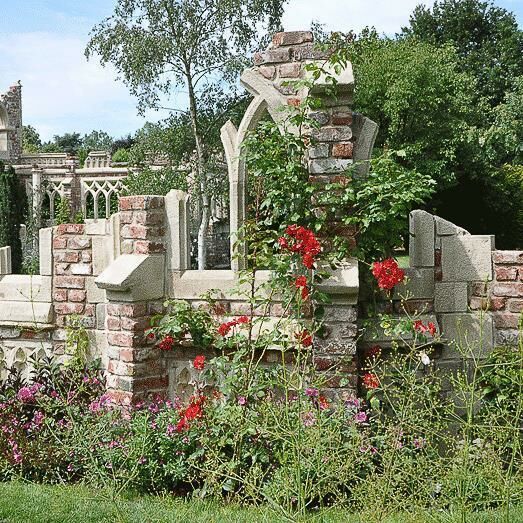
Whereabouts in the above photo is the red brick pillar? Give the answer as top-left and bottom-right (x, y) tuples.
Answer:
(103, 196), (167, 405)
(52, 224), (94, 353)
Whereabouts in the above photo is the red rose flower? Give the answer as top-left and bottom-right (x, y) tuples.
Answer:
(279, 225), (321, 269)
(218, 322), (232, 336)
(295, 330), (313, 347)
(158, 336), (175, 351)
(427, 322), (437, 337)
(371, 258), (405, 290)
(193, 355), (205, 370)
(366, 345), (382, 360)
(175, 418), (188, 432)
(413, 320), (426, 333)
(362, 373), (379, 389)
(237, 316), (249, 324)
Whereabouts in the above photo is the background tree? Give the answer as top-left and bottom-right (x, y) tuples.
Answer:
(0, 161), (24, 272)
(86, 0), (287, 269)
(22, 125), (41, 153)
(403, 0), (523, 107)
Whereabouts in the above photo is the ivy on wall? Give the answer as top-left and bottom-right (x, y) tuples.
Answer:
(0, 161), (24, 272)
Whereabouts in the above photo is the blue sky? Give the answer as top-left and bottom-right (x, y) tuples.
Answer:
(1, 0), (521, 141)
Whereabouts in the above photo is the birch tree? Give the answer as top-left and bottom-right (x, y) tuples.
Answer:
(86, 0), (286, 269)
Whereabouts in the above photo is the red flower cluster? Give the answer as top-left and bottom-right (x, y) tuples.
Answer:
(176, 395), (204, 432)
(371, 258), (405, 290)
(362, 372), (379, 389)
(278, 225), (321, 269)
(413, 320), (437, 337)
(294, 275), (310, 300)
(295, 330), (313, 347)
(217, 315), (249, 337)
(193, 355), (205, 370)
(158, 336), (175, 351)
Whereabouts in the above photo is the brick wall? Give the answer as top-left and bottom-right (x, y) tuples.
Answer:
(470, 250), (523, 346)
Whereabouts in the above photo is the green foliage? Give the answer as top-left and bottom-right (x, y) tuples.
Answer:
(403, 0), (523, 107)
(54, 198), (83, 226)
(480, 76), (523, 165)
(345, 32), (481, 189)
(22, 125), (42, 153)
(0, 161), (24, 272)
(123, 166), (188, 197)
(111, 148), (130, 163)
(243, 118), (434, 261)
(129, 117), (194, 168)
(149, 300), (215, 349)
(65, 315), (91, 370)
(328, 152), (436, 260)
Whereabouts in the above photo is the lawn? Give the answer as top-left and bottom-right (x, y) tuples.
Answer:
(0, 482), (522, 523)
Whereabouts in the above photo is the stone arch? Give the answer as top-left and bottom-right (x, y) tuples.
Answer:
(220, 69), (290, 271)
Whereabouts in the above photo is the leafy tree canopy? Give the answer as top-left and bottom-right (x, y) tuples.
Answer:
(402, 0), (523, 106)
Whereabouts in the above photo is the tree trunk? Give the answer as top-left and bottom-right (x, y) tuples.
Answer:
(185, 69), (209, 270)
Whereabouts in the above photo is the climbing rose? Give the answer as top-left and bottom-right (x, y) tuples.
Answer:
(193, 355), (205, 370)
(363, 373), (379, 389)
(278, 225), (321, 269)
(218, 316), (250, 336)
(158, 336), (175, 351)
(372, 258), (405, 290)
(413, 320), (437, 337)
(295, 330), (313, 347)
(294, 275), (309, 300)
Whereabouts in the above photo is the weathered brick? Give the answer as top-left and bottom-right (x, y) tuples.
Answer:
(108, 332), (136, 347)
(508, 299), (523, 313)
(311, 126), (352, 142)
(331, 112), (353, 126)
(258, 65), (275, 80)
(253, 48), (292, 65)
(67, 237), (91, 250)
(68, 289), (86, 303)
(492, 251), (523, 264)
(495, 266), (518, 281)
(119, 211), (133, 224)
(494, 312), (520, 329)
(53, 289), (68, 302)
(133, 210), (165, 226)
(53, 237), (67, 249)
(54, 251), (79, 263)
(107, 316), (122, 331)
(119, 195), (164, 211)
(54, 263), (69, 275)
(81, 251), (92, 263)
(332, 142), (354, 158)
(134, 240), (165, 254)
(54, 276), (85, 289)
(279, 62), (301, 78)
(56, 224), (85, 235)
(54, 303), (84, 315)
(272, 31), (313, 47)
(120, 316), (150, 332)
(493, 283), (523, 297)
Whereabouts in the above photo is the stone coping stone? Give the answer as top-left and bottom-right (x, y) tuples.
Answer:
(0, 301), (53, 324)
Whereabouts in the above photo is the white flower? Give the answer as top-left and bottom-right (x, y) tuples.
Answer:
(420, 351), (431, 366)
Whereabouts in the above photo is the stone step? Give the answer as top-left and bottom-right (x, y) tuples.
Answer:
(0, 300), (53, 324)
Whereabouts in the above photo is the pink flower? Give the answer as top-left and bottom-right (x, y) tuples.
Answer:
(302, 411), (316, 427)
(305, 387), (318, 398)
(354, 411), (368, 424)
(237, 396), (247, 406)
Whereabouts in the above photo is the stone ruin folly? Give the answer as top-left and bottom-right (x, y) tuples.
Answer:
(0, 32), (521, 405)
(0, 82), (22, 163)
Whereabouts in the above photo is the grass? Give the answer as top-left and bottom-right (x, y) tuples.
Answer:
(0, 482), (523, 523)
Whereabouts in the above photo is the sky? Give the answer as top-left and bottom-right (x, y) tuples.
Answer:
(0, 0), (522, 142)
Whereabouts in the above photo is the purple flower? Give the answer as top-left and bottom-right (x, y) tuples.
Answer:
(305, 387), (318, 398)
(17, 387), (35, 403)
(354, 411), (368, 424)
(237, 396), (247, 406)
(166, 424), (176, 436)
